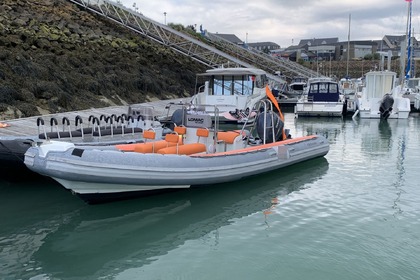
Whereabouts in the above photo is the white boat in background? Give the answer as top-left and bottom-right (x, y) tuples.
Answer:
(24, 97), (329, 204)
(285, 76), (307, 99)
(294, 77), (345, 117)
(339, 77), (361, 114)
(289, 77), (307, 92)
(354, 70), (410, 119)
(190, 67), (268, 123)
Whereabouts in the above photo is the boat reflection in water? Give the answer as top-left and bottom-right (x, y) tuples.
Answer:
(356, 118), (409, 155)
(0, 179), (84, 279)
(291, 115), (345, 142)
(24, 158), (329, 279)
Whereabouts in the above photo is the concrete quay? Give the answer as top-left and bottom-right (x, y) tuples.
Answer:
(0, 98), (184, 138)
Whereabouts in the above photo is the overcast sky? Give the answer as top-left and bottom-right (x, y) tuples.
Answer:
(118, 0), (419, 48)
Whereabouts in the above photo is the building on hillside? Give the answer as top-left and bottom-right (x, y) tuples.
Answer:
(278, 45), (315, 62)
(298, 37), (339, 47)
(247, 42), (281, 53)
(337, 41), (377, 60)
(377, 35), (420, 57)
(211, 33), (282, 54)
(275, 38), (341, 62)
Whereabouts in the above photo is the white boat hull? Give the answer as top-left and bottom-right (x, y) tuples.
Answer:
(356, 97), (411, 119)
(295, 102), (344, 117)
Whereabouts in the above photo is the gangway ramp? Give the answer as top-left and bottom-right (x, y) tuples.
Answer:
(206, 33), (321, 80)
(67, 0), (319, 82)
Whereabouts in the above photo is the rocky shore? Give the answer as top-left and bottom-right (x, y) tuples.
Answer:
(0, 0), (207, 119)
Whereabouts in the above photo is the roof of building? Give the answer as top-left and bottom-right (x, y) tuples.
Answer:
(247, 42), (280, 48)
(338, 40), (377, 46)
(213, 33), (243, 44)
(298, 37), (339, 46)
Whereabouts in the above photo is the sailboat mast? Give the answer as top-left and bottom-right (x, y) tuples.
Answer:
(400, 0), (412, 85)
(405, 0), (412, 79)
(346, 14), (351, 78)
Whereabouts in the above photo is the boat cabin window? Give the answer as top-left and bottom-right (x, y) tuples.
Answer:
(309, 82), (338, 94)
(211, 74), (261, 96)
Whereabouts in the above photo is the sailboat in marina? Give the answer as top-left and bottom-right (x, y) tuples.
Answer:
(355, 0), (412, 120)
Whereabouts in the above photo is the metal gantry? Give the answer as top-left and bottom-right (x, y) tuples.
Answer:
(67, 0), (321, 83)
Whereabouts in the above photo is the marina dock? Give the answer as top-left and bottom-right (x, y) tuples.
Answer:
(0, 98), (183, 138)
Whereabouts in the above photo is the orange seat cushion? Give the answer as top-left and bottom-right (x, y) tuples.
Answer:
(143, 130), (156, 140)
(115, 143), (138, 152)
(116, 140), (179, 153)
(134, 140), (178, 153)
(157, 143), (206, 155)
(174, 126), (187, 135)
(217, 131), (240, 144)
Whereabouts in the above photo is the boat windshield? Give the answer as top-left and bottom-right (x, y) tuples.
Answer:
(211, 75), (259, 96)
(309, 82), (339, 94)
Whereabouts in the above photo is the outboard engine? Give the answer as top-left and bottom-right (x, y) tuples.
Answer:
(255, 110), (284, 143)
(169, 108), (187, 130)
(379, 93), (394, 120)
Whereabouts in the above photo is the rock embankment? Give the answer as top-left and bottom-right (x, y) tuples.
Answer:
(0, 0), (207, 119)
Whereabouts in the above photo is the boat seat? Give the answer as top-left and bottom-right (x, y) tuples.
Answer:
(143, 129), (156, 142)
(196, 127), (209, 143)
(174, 125), (187, 135)
(217, 131), (242, 152)
(117, 128), (184, 153)
(116, 140), (180, 153)
(157, 143), (206, 155)
(116, 128), (157, 152)
(217, 131), (240, 144)
(157, 127), (208, 155)
(174, 125), (187, 144)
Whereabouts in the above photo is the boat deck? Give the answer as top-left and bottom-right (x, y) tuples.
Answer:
(0, 98), (184, 138)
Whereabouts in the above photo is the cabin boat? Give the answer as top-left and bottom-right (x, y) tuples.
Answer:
(289, 77), (307, 92)
(286, 76), (307, 98)
(339, 77), (364, 114)
(294, 77), (345, 117)
(190, 67), (268, 123)
(24, 97), (330, 204)
(354, 71), (410, 119)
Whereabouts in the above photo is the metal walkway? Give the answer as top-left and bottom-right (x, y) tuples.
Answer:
(67, 0), (321, 82)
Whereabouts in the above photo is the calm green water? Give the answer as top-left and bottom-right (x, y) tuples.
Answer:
(1, 113), (420, 280)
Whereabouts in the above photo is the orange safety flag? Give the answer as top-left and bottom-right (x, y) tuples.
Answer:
(265, 86), (284, 121)
(265, 85), (286, 140)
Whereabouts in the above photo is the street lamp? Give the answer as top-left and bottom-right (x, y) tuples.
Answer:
(164, 12), (167, 25)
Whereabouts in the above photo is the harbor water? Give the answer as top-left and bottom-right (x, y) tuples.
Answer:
(1, 112), (420, 280)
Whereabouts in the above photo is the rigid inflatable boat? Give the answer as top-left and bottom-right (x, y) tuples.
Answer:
(24, 98), (330, 203)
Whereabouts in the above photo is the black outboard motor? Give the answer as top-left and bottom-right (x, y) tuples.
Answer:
(169, 108), (187, 130)
(379, 93), (394, 120)
(255, 110), (284, 143)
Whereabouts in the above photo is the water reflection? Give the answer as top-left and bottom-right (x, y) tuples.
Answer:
(355, 118), (409, 218)
(292, 116), (345, 142)
(6, 158), (329, 279)
(392, 129), (407, 218)
(0, 179), (85, 279)
(356, 118), (408, 156)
